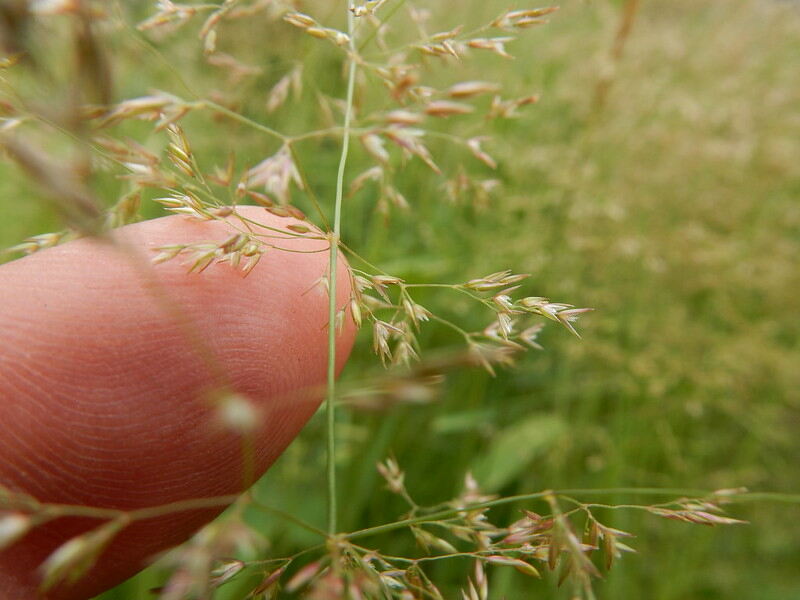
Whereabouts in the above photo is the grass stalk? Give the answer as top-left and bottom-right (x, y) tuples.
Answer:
(326, 3), (358, 536)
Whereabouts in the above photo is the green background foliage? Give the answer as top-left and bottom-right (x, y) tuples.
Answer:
(1, 0), (798, 598)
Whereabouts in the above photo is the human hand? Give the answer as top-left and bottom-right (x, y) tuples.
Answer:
(0, 207), (355, 599)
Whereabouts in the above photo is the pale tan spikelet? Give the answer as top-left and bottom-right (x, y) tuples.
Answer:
(424, 101), (474, 118)
(39, 517), (130, 591)
(376, 65), (419, 101)
(201, 29), (217, 55)
(154, 193), (211, 220)
(209, 559), (245, 588)
(384, 110), (425, 126)
(266, 74), (292, 114)
(372, 320), (393, 362)
(411, 526), (457, 554)
(305, 26), (351, 47)
(384, 127), (440, 174)
(206, 53), (263, 84)
(0, 513), (32, 550)
(214, 392), (261, 434)
(198, 0), (238, 55)
(492, 7), (559, 29)
(466, 138), (497, 169)
(246, 145), (303, 205)
(350, 298), (363, 328)
(28, 0), (82, 15)
(165, 123), (197, 176)
(513, 17), (549, 28)
(430, 25), (464, 42)
(361, 133), (391, 164)
(240, 248), (265, 277)
(283, 12), (317, 29)
(485, 555), (541, 578)
(138, 1), (196, 32)
(473, 560), (488, 600)
(385, 185), (409, 210)
(188, 246), (221, 273)
(519, 323), (545, 350)
(467, 37), (516, 59)
(447, 81), (501, 99)
(489, 94), (540, 119)
(285, 560), (325, 593)
(208, 153), (236, 187)
(350, 166), (384, 196)
(97, 93), (178, 127)
(4, 231), (69, 256)
(250, 566), (287, 598)
(266, 65), (303, 114)
(507, 7), (560, 19)
(376, 457), (406, 494)
(370, 274), (403, 302)
(555, 307), (595, 337)
(246, 190), (274, 208)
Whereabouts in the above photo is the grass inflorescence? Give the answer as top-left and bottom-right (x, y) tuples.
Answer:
(1, 0), (799, 598)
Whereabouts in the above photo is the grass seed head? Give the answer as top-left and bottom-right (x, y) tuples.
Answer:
(383, 110), (425, 126)
(0, 512), (32, 550)
(467, 37), (515, 59)
(283, 12), (317, 29)
(214, 399), (261, 444)
(39, 517), (130, 591)
(425, 101), (475, 118)
(448, 81), (501, 98)
(467, 138), (498, 169)
(361, 133), (391, 164)
(246, 145), (303, 205)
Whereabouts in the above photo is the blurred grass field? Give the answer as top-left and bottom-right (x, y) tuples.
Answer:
(2, 0), (799, 598)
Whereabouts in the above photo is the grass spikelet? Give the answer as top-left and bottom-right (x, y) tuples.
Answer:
(39, 517), (130, 591)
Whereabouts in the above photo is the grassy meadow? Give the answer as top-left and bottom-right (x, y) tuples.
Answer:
(1, 0), (799, 598)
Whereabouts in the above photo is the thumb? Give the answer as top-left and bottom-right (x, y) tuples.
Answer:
(0, 206), (355, 599)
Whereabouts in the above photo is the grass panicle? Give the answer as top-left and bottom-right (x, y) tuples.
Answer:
(1, 0), (798, 598)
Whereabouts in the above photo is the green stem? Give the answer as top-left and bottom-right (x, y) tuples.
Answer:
(326, 3), (358, 536)
(200, 100), (287, 142)
(358, 0), (407, 51)
(286, 143), (331, 229)
(246, 497), (328, 538)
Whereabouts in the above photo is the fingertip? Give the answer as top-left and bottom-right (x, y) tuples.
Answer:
(0, 206), (356, 598)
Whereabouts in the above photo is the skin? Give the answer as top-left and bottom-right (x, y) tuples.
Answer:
(0, 207), (356, 599)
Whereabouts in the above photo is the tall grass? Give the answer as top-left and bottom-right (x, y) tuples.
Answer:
(1, 0), (799, 598)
